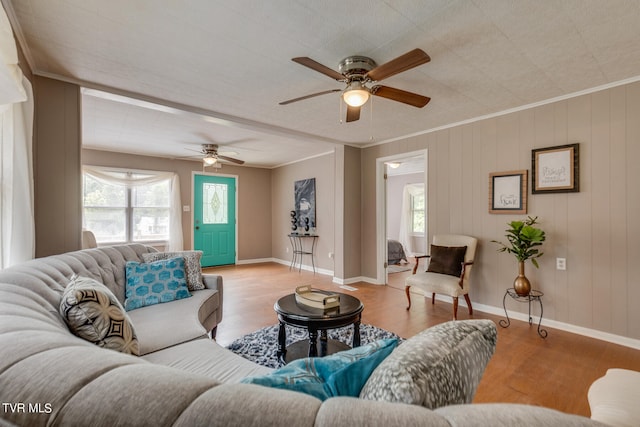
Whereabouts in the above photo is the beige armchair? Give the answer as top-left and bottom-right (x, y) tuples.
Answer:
(81, 229), (98, 249)
(405, 234), (478, 320)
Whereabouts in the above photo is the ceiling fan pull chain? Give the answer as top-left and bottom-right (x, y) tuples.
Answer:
(369, 97), (374, 141)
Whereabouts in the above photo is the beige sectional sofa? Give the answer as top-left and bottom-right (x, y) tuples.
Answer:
(0, 245), (604, 426)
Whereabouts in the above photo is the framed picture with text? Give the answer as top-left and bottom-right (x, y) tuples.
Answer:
(532, 143), (579, 193)
(489, 170), (527, 214)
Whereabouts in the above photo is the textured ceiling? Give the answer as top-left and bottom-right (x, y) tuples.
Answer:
(5, 0), (640, 168)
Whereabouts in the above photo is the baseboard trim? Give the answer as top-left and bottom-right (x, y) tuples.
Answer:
(270, 258), (334, 277)
(471, 301), (640, 350)
(333, 276), (382, 285)
(236, 258), (275, 265)
(422, 292), (640, 350)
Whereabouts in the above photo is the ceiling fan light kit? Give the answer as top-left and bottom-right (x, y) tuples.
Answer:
(203, 154), (217, 165)
(342, 81), (369, 107)
(281, 49), (431, 123)
(179, 142), (245, 165)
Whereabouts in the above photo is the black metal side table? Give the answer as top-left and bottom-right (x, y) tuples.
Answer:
(288, 234), (318, 273)
(499, 288), (548, 338)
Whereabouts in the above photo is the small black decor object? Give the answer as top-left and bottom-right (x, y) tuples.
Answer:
(304, 217), (310, 233)
(290, 210), (298, 233)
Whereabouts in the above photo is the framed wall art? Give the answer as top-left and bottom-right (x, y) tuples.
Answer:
(531, 143), (579, 193)
(294, 178), (316, 233)
(489, 170), (527, 214)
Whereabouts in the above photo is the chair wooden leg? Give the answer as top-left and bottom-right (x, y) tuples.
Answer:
(405, 286), (412, 310)
(431, 293), (436, 304)
(464, 294), (473, 315)
(452, 297), (459, 320)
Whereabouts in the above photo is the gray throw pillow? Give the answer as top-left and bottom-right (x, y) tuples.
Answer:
(59, 275), (139, 355)
(142, 251), (205, 291)
(359, 319), (497, 409)
(426, 245), (467, 277)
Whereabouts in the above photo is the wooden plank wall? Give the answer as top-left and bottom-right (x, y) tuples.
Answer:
(362, 81), (640, 340)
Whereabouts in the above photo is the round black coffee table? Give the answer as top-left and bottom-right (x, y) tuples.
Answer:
(274, 292), (364, 363)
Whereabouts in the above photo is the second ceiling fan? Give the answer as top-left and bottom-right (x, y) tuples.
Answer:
(279, 48), (431, 123)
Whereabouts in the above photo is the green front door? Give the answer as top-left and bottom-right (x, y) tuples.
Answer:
(193, 174), (236, 267)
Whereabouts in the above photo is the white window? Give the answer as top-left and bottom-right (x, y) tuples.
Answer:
(82, 171), (171, 244)
(410, 189), (425, 234)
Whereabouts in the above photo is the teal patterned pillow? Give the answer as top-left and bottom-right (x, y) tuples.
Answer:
(124, 257), (191, 311)
(241, 338), (399, 400)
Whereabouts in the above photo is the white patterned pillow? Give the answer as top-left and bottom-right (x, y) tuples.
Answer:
(59, 275), (139, 355)
(359, 319), (497, 409)
(142, 251), (205, 291)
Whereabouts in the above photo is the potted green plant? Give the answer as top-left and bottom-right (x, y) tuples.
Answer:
(492, 216), (546, 296)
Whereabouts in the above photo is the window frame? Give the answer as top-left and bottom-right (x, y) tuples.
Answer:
(82, 169), (172, 246)
(409, 186), (425, 236)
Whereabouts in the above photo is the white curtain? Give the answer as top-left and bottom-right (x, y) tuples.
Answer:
(398, 183), (424, 256)
(82, 166), (184, 251)
(0, 4), (34, 268)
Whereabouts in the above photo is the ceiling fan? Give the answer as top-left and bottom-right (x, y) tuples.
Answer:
(182, 144), (245, 166)
(279, 48), (431, 122)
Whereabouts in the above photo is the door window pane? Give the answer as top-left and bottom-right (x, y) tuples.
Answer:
(202, 183), (228, 224)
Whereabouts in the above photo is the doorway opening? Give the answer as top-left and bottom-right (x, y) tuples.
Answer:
(375, 150), (427, 285)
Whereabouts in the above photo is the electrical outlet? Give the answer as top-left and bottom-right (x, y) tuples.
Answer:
(285, 247), (289, 253)
(556, 258), (566, 270)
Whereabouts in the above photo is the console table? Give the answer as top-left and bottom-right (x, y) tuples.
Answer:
(288, 234), (318, 273)
(499, 288), (548, 338)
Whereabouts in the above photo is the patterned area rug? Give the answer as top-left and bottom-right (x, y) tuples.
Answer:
(226, 324), (402, 368)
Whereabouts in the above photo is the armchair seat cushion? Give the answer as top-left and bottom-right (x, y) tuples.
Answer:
(406, 272), (467, 297)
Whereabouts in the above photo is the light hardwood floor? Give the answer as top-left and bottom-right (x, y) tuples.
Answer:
(204, 262), (640, 418)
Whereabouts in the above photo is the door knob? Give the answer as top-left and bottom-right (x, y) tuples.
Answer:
(195, 226), (200, 230)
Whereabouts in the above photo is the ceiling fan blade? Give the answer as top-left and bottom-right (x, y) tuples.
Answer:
(218, 150), (238, 156)
(291, 57), (345, 81)
(365, 49), (430, 82)
(279, 89), (341, 105)
(346, 105), (361, 122)
(217, 155), (245, 165)
(174, 154), (201, 160)
(371, 85), (430, 108)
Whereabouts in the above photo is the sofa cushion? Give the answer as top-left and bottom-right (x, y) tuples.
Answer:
(142, 339), (272, 383)
(241, 339), (398, 400)
(360, 320), (496, 409)
(127, 289), (219, 355)
(426, 245), (467, 277)
(59, 275), (139, 355)
(142, 251), (205, 291)
(124, 257), (191, 311)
